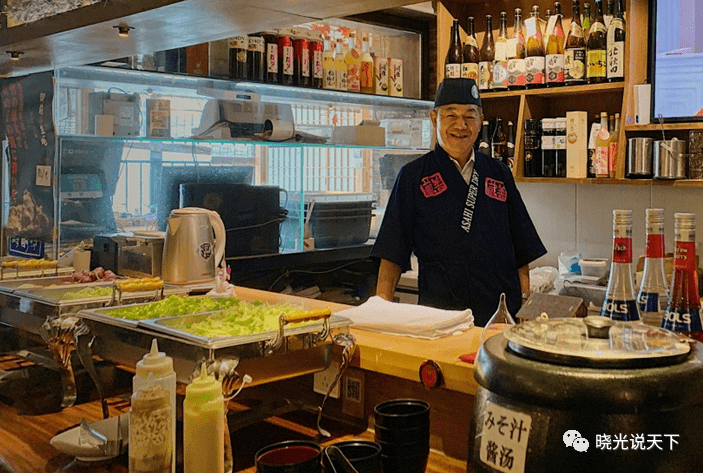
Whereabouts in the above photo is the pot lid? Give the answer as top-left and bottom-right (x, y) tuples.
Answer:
(503, 315), (691, 368)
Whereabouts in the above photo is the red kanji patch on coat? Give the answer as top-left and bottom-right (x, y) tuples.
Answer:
(485, 177), (507, 202)
(420, 172), (447, 198)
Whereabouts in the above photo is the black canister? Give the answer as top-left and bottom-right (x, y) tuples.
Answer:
(523, 119), (542, 177)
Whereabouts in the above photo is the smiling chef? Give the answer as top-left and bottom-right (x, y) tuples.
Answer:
(371, 78), (547, 326)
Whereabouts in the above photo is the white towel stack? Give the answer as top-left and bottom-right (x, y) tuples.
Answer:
(335, 296), (474, 340)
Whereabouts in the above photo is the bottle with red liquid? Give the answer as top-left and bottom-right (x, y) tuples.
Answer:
(601, 209), (640, 322)
(663, 213), (703, 341)
(278, 29), (294, 85)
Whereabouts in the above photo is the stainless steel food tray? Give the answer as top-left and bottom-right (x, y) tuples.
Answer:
(0, 283), (188, 335)
(78, 303), (351, 384)
(0, 277), (108, 294)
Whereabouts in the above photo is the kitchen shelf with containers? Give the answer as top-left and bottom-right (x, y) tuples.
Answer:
(54, 66), (433, 258)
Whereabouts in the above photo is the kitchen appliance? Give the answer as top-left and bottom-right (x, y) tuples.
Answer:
(193, 97), (295, 141)
(92, 232), (165, 277)
(161, 208), (225, 285)
(179, 182), (286, 257)
(626, 137), (653, 178)
(60, 169), (114, 242)
(654, 139), (687, 179)
(469, 316), (703, 472)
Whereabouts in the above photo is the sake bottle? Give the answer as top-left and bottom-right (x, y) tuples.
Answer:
(322, 35), (336, 90)
(445, 18), (463, 79)
(478, 15), (495, 91)
(461, 16), (480, 81)
(525, 6), (546, 88)
(334, 38), (348, 91)
(545, 2), (566, 86)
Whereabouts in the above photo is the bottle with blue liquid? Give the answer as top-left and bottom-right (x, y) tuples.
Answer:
(601, 209), (640, 321)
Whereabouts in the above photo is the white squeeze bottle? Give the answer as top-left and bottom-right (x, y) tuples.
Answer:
(133, 339), (177, 473)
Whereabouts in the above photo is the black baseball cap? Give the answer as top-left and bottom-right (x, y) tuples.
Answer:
(434, 78), (482, 109)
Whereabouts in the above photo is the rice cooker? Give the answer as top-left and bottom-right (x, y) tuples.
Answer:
(469, 316), (703, 473)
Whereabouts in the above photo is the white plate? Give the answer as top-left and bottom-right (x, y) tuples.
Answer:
(50, 414), (129, 461)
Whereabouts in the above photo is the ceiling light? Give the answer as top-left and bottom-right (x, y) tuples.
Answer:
(5, 51), (23, 62)
(113, 25), (134, 38)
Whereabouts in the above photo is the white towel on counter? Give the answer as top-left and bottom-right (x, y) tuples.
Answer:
(335, 296), (474, 339)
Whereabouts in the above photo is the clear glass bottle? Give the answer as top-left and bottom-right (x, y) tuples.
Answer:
(663, 213), (703, 341)
(507, 8), (527, 89)
(638, 209), (669, 327)
(481, 292), (516, 343)
(601, 209), (640, 321)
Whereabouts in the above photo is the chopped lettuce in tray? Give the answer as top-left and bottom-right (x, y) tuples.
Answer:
(99, 295), (305, 337)
(61, 286), (114, 300)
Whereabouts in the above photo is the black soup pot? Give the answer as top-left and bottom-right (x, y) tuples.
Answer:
(468, 317), (703, 473)
(256, 440), (322, 473)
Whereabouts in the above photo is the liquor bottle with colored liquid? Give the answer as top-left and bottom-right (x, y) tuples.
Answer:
(492, 11), (510, 90)
(334, 38), (348, 91)
(564, 0), (587, 84)
(345, 32), (361, 92)
(445, 18), (463, 79)
(594, 111), (610, 178)
(545, 2), (566, 86)
(663, 213), (703, 342)
(507, 8), (526, 89)
(322, 35), (336, 90)
(608, 113), (620, 177)
(360, 35), (374, 94)
(586, 0), (607, 83)
(525, 6), (546, 88)
(478, 15), (495, 91)
(601, 209), (640, 322)
(638, 209), (669, 327)
(462, 16), (480, 81)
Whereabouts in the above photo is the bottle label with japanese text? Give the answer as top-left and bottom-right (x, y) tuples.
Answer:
(461, 63), (480, 81)
(507, 59), (526, 86)
(282, 46), (294, 75)
(267, 44), (278, 73)
(601, 298), (640, 321)
(313, 51), (323, 79)
(492, 60), (509, 89)
(360, 61), (373, 88)
(445, 63), (461, 79)
(587, 49), (606, 79)
(607, 40), (625, 79)
(545, 54), (565, 83)
(525, 56), (545, 85)
(302, 48), (310, 77)
(478, 61), (492, 90)
(374, 57), (389, 95)
(594, 145), (609, 175)
(565, 48), (586, 82)
(249, 37), (265, 53)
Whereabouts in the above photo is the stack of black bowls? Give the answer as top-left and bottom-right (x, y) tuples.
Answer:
(373, 399), (430, 473)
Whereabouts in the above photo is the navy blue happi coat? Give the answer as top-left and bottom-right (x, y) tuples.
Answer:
(372, 144), (547, 326)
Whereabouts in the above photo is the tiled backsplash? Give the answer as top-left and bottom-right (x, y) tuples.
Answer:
(518, 182), (703, 269)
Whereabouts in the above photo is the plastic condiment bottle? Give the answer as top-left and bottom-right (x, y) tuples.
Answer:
(133, 339), (176, 473)
(130, 378), (173, 473)
(183, 363), (224, 473)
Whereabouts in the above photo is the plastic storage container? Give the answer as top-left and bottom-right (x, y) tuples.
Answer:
(579, 258), (609, 278)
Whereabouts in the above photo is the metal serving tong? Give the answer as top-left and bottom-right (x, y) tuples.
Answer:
(325, 445), (359, 473)
(317, 332), (357, 438)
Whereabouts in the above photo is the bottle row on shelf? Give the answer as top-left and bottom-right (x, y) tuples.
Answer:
(445, 0), (626, 91)
(601, 209), (702, 341)
(227, 26), (404, 96)
(477, 117), (517, 170)
(522, 111), (620, 178)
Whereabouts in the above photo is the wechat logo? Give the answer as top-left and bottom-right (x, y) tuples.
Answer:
(564, 430), (589, 452)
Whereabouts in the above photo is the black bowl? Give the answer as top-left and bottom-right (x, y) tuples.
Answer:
(375, 438), (430, 458)
(373, 423), (430, 444)
(373, 399), (430, 429)
(255, 440), (322, 473)
(322, 440), (381, 473)
(379, 452), (429, 473)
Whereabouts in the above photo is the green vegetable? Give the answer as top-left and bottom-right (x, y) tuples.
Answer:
(61, 287), (114, 300)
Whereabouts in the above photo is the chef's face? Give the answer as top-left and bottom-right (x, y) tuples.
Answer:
(431, 104), (483, 162)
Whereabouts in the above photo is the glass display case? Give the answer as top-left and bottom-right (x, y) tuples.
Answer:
(53, 66), (433, 260)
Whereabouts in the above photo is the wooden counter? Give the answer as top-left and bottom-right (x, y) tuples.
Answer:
(0, 286), (480, 471)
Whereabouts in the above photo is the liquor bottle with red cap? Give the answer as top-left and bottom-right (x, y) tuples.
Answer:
(637, 208), (670, 327)
(662, 213), (703, 341)
(601, 209), (640, 321)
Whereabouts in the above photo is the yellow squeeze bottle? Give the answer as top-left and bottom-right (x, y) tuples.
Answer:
(183, 363), (224, 473)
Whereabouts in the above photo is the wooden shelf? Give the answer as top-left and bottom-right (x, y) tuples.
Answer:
(516, 177), (703, 187)
(481, 82), (625, 100)
(624, 122), (703, 132)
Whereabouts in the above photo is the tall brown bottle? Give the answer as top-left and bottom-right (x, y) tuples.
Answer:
(565, 0), (587, 84)
(586, 0), (607, 83)
(445, 18), (463, 79)
(508, 8), (526, 89)
(545, 2), (566, 86)
(479, 15), (495, 91)
(462, 16), (480, 81)
(525, 6), (545, 88)
(493, 11), (509, 90)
